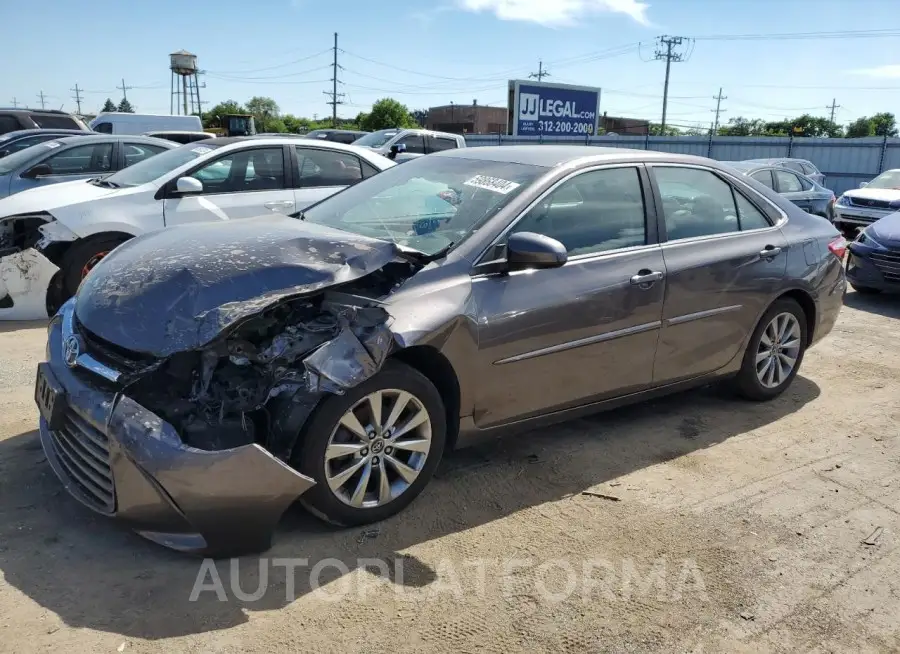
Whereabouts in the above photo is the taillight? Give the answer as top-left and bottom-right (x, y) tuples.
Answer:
(828, 235), (848, 259)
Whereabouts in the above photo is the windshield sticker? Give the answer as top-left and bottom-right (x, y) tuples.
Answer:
(463, 175), (520, 195)
(44, 141), (62, 149)
(191, 146), (213, 154)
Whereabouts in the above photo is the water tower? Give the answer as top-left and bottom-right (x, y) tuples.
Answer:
(170, 50), (201, 116)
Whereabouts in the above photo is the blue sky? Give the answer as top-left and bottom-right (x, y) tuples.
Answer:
(6, 0), (900, 129)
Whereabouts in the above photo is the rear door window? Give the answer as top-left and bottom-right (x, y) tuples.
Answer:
(783, 161), (805, 174)
(123, 143), (168, 167)
(295, 147), (364, 187)
(773, 169), (803, 193)
(428, 137), (458, 153)
(394, 133), (425, 154)
(800, 162), (819, 175)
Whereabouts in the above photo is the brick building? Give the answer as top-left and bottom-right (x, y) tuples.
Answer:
(425, 103), (508, 135)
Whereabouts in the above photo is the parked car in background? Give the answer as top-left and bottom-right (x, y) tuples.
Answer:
(723, 161), (835, 221)
(0, 129), (92, 157)
(741, 158), (825, 186)
(0, 109), (90, 135)
(90, 113), (203, 135)
(846, 211), (900, 294)
(833, 169), (900, 236)
(33, 146), (845, 555)
(0, 134), (175, 199)
(0, 137), (394, 318)
(353, 128), (465, 160)
(305, 128), (370, 145)
(143, 130), (217, 144)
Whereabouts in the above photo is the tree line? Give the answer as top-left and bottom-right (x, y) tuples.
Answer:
(202, 96), (425, 134)
(714, 112), (898, 138)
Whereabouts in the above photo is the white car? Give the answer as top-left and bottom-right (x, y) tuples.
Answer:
(833, 168), (900, 234)
(0, 137), (394, 320)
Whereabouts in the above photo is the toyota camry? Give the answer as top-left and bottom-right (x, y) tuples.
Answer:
(36, 146), (847, 556)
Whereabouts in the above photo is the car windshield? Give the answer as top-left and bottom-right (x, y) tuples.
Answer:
(301, 156), (546, 256)
(103, 142), (221, 187)
(353, 129), (399, 148)
(864, 170), (900, 190)
(0, 141), (54, 174)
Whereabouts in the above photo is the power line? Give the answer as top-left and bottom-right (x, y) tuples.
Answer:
(9, 97), (19, 108)
(323, 32), (345, 126)
(529, 60), (550, 82)
(37, 91), (46, 110)
(205, 64), (332, 82)
(71, 84), (83, 114)
(827, 98), (841, 122)
(712, 87), (727, 134)
(653, 35), (691, 134)
(206, 48), (332, 75)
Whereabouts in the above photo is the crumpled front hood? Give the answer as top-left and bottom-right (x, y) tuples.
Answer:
(0, 178), (120, 218)
(75, 216), (401, 357)
(843, 187), (900, 203)
(868, 210), (900, 246)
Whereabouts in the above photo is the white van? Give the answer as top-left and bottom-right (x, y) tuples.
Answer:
(89, 113), (203, 135)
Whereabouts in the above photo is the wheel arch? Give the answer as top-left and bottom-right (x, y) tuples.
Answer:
(391, 345), (462, 451)
(775, 288), (816, 346)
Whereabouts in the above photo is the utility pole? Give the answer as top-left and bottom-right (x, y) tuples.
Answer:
(9, 97), (18, 108)
(117, 78), (132, 103)
(529, 60), (550, 82)
(37, 91), (46, 110)
(711, 87), (727, 135)
(71, 84), (83, 115)
(827, 98), (841, 123)
(323, 32), (345, 127)
(654, 35), (689, 134)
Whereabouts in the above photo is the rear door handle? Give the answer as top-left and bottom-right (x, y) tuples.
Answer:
(759, 246), (782, 258)
(630, 270), (664, 285)
(264, 200), (295, 210)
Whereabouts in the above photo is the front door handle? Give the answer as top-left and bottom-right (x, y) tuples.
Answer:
(630, 270), (664, 286)
(264, 200), (295, 210)
(759, 246), (782, 258)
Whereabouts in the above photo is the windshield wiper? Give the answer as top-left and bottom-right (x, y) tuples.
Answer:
(90, 178), (120, 188)
(396, 241), (455, 266)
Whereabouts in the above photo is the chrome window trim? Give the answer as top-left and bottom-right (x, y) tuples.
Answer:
(473, 162), (652, 267)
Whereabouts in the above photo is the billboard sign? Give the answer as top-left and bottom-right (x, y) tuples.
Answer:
(508, 80), (601, 137)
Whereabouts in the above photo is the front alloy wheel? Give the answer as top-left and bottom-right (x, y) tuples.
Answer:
(294, 361), (446, 526)
(325, 389), (433, 508)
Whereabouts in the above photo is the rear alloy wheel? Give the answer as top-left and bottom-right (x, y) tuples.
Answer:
(294, 361), (446, 526)
(734, 298), (808, 401)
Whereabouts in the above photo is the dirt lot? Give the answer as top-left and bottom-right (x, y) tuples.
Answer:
(0, 291), (898, 653)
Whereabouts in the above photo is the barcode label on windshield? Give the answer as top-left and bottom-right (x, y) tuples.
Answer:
(464, 175), (520, 195)
(44, 141), (61, 149)
(191, 146), (212, 154)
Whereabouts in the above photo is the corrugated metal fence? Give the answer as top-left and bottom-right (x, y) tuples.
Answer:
(463, 134), (900, 196)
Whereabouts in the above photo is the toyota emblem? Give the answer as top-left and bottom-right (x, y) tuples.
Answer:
(63, 335), (81, 368)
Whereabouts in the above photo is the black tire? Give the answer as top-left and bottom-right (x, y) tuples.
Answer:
(733, 297), (808, 402)
(850, 284), (882, 295)
(292, 360), (446, 527)
(60, 234), (130, 300)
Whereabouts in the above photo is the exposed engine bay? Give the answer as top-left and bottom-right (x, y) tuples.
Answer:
(123, 262), (414, 460)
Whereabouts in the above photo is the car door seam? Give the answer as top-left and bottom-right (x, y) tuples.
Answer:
(665, 304), (743, 327)
(493, 321), (662, 365)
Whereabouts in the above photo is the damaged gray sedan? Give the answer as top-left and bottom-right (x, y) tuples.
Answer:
(36, 146), (846, 556)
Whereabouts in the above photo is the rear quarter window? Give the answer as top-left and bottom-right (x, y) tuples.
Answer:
(31, 114), (82, 130)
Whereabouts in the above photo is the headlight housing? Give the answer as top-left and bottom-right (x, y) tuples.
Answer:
(857, 228), (886, 249)
(836, 195), (850, 206)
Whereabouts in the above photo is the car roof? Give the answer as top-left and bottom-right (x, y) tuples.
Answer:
(144, 130), (214, 136)
(432, 145), (720, 168)
(221, 136), (377, 152)
(0, 128), (89, 139)
(744, 157), (811, 164)
(44, 134), (177, 147)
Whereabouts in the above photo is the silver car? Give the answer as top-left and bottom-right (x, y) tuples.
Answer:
(0, 135), (175, 199)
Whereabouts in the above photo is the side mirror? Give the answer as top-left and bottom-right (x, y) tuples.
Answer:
(175, 176), (203, 194)
(388, 143), (407, 160)
(21, 163), (52, 179)
(506, 231), (567, 271)
(859, 181), (869, 188)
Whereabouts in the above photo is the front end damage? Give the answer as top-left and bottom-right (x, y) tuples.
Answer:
(0, 213), (70, 320)
(38, 219), (424, 555)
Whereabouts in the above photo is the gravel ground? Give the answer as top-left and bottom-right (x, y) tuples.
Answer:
(0, 291), (898, 653)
